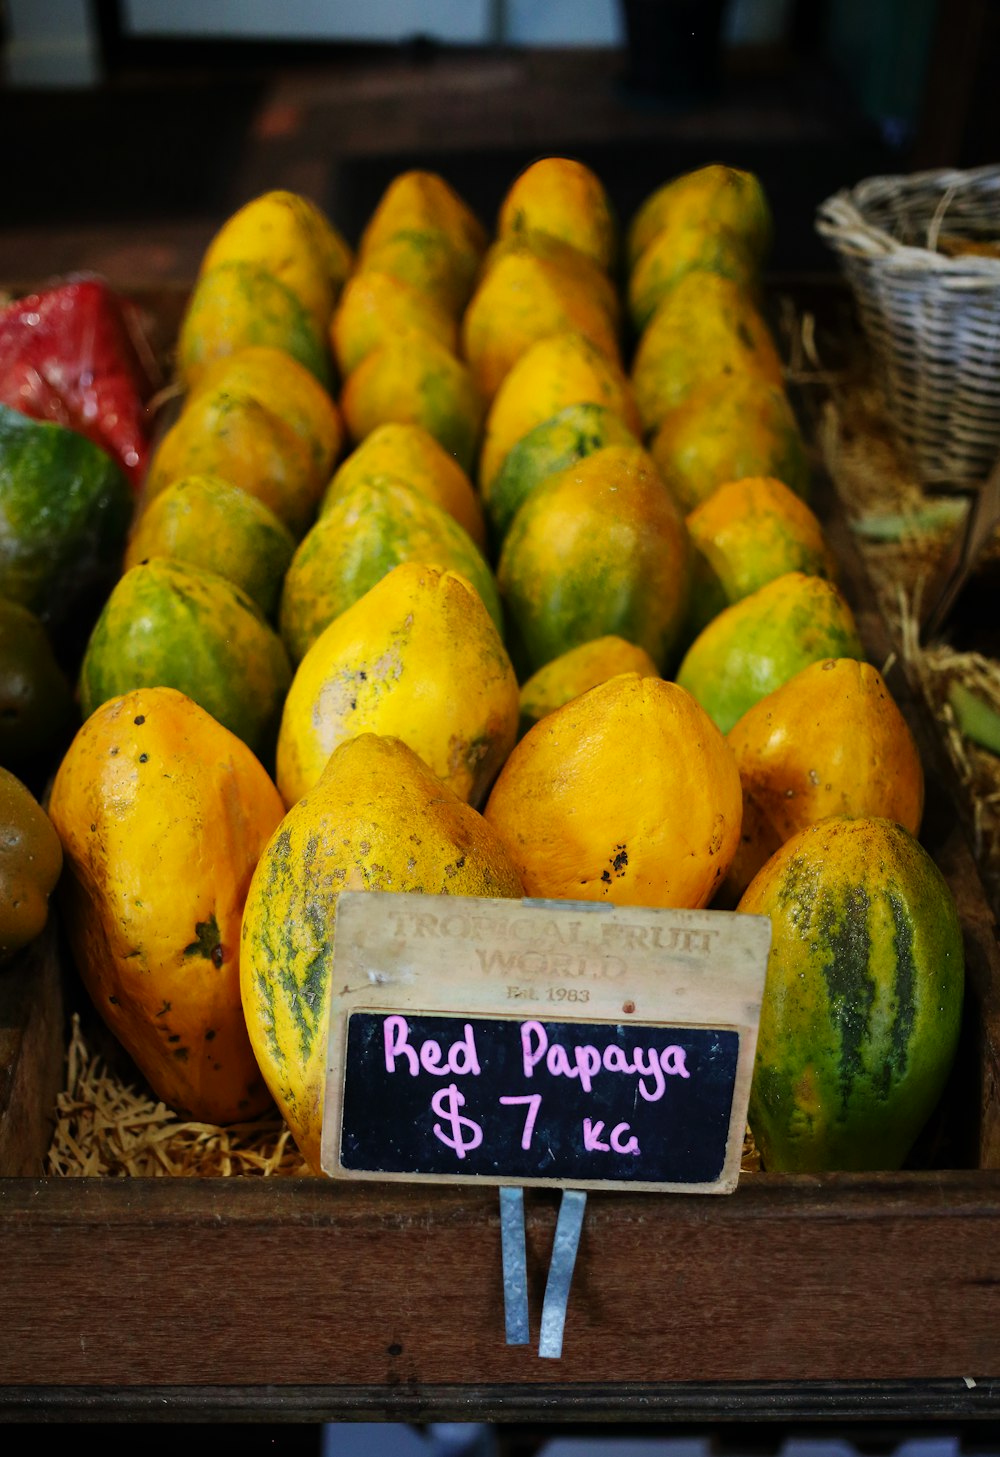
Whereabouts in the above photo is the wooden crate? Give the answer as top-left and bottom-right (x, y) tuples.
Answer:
(1, 282), (1000, 1426)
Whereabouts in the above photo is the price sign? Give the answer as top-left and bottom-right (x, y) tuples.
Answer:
(321, 892), (771, 1194)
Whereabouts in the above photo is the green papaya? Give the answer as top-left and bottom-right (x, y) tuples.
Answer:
(78, 558), (292, 766)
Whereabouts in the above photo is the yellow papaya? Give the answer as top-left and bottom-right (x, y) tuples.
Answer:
(320, 420), (486, 551)
(197, 189), (352, 335)
(461, 235), (621, 401)
(649, 372), (810, 512)
(276, 561), (519, 809)
(330, 269), (458, 377)
(497, 156), (618, 273)
(478, 330), (641, 497)
(631, 271), (785, 435)
(626, 163), (772, 272)
(722, 656), (925, 900)
(339, 332), (484, 474)
(48, 685), (285, 1125)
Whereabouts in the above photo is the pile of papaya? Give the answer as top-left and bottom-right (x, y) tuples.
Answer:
(0, 161), (965, 1179)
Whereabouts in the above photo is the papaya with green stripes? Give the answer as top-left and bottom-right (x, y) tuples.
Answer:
(240, 732), (524, 1171)
(738, 815), (964, 1172)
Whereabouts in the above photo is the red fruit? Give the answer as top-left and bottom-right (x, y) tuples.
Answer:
(0, 275), (159, 488)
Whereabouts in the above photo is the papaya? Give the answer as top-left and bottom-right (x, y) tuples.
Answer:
(626, 163), (772, 272)
(357, 170), (487, 312)
(684, 475), (838, 639)
(478, 330), (642, 497)
(722, 657), (925, 900)
(0, 402), (132, 633)
(197, 189), (353, 335)
(183, 345), (344, 487)
(484, 671), (742, 909)
(738, 816), (964, 1172)
(48, 685), (285, 1125)
(483, 400), (638, 547)
(675, 571), (865, 734)
(627, 219), (758, 334)
(278, 475), (503, 665)
(124, 473), (297, 622)
(497, 442), (690, 676)
(330, 269), (458, 377)
(358, 229), (479, 319)
(320, 421), (486, 551)
(240, 732), (524, 1171)
(78, 558), (292, 768)
(0, 765), (63, 963)
(461, 235), (622, 402)
(175, 260), (333, 393)
(275, 562), (518, 810)
(518, 636), (660, 736)
(631, 270), (785, 436)
(141, 374), (326, 540)
(649, 372), (810, 512)
(339, 332), (484, 474)
(497, 156), (618, 273)
(481, 230), (622, 328)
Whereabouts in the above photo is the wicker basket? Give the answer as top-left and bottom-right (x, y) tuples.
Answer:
(816, 164), (1000, 487)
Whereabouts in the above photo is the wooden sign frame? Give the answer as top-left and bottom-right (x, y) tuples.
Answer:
(320, 892), (771, 1194)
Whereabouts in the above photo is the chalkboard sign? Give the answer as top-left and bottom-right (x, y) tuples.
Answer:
(321, 892), (771, 1194)
(341, 1011), (740, 1185)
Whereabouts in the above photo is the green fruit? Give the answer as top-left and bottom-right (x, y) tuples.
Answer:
(177, 260), (333, 391)
(78, 558), (292, 766)
(496, 443), (690, 677)
(0, 402), (132, 632)
(738, 816), (965, 1172)
(125, 473), (296, 621)
(0, 597), (74, 778)
(675, 571), (865, 734)
(484, 401), (638, 548)
(279, 475), (503, 665)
